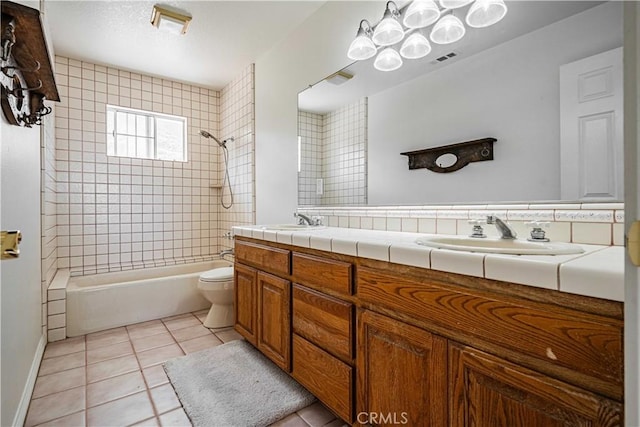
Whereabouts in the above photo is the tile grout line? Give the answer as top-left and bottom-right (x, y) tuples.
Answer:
(126, 323), (163, 425)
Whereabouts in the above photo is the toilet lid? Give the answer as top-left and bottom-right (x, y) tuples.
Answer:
(199, 267), (234, 282)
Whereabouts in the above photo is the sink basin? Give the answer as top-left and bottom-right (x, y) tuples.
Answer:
(415, 235), (585, 255)
(260, 224), (326, 231)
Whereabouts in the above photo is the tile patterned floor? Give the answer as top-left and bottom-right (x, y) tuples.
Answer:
(25, 310), (344, 427)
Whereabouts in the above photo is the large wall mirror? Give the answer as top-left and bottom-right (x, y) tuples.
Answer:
(298, 1), (623, 206)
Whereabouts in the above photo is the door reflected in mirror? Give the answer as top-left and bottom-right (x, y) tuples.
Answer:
(298, 1), (623, 206)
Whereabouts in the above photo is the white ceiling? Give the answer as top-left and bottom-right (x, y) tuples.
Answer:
(44, 1), (325, 89)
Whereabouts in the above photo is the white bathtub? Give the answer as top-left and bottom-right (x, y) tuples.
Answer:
(66, 260), (233, 337)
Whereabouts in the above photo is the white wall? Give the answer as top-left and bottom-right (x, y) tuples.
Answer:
(1, 1), (49, 424)
(624, 3), (640, 425)
(368, 2), (622, 205)
(1, 81), (45, 427)
(254, 1), (381, 223)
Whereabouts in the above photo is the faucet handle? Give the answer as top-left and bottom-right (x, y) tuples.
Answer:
(526, 221), (550, 242)
(468, 219), (487, 238)
(312, 215), (324, 226)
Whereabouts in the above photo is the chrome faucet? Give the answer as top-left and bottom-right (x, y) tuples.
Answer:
(294, 212), (313, 226)
(220, 248), (234, 257)
(486, 215), (517, 240)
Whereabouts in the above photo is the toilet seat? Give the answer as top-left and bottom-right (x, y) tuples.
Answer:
(199, 267), (234, 282)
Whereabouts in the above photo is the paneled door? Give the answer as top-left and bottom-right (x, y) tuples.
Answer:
(560, 47), (623, 201)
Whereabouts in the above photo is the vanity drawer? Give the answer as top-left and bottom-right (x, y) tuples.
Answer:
(235, 240), (290, 276)
(293, 284), (353, 363)
(292, 252), (352, 296)
(357, 267), (623, 400)
(292, 334), (353, 423)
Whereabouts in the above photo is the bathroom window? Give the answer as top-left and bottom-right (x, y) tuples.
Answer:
(106, 105), (187, 162)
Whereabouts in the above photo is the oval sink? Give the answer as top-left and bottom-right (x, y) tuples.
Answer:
(260, 224), (326, 231)
(415, 235), (584, 255)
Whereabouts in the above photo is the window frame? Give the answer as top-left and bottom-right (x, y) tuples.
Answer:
(106, 104), (188, 162)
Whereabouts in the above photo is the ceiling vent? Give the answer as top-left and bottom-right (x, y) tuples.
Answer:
(432, 52), (458, 64)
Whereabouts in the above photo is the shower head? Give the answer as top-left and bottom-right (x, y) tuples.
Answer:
(199, 130), (227, 147)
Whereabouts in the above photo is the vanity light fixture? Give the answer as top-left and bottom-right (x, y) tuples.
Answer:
(372, 2), (405, 46)
(150, 5), (192, 35)
(347, 20), (377, 61)
(347, 0), (507, 72)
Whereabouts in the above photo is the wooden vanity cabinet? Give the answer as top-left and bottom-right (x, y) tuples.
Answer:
(450, 344), (622, 427)
(234, 263), (258, 345)
(234, 240), (292, 371)
(291, 252), (356, 423)
(234, 237), (624, 426)
(357, 309), (448, 426)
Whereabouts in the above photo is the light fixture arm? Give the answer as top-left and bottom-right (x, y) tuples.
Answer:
(357, 19), (373, 37)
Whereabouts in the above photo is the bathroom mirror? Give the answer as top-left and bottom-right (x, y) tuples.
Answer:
(298, 1), (623, 206)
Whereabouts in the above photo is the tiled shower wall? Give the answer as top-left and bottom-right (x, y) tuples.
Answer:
(54, 57), (221, 277)
(217, 64), (256, 250)
(298, 111), (323, 205)
(41, 108), (57, 337)
(298, 98), (367, 206)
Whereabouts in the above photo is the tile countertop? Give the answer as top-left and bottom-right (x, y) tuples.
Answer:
(231, 226), (624, 303)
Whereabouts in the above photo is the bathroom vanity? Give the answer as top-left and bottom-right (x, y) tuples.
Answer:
(233, 229), (623, 426)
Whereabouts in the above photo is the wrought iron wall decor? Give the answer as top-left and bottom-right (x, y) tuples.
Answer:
(1, 1), (59, 128)
(400, 137), (496, 173)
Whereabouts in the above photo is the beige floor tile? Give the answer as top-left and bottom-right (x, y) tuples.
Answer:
(131, 331), (176, 353)
(142, 365), (169, 388)
(137, 343), (184, 368)
(169, 324), (212, 342)
(86, 327), (129, 350)
(43, 336), (86, 359)
(269, 413), (310, 427)
(87, 340), (134, 365)
(297, 402), (335, 427)
(214, 328), (243, 343)
(158, 408), (191, 427)
(87, 354), (140, 383)
(25, 386), (86, 427)
(321, 420), (349, 427)
(87, 371), (147, 408)
(38, 351), (86, 376)
(33, 410), (85, 427)
(86, 391), (155, 427)
(127, 320), (168, 339)
(149, 384), (181, 415)
(130, 417), (161, 427)
(162, 315), (201, 332)
(32, 366), (86, 399)
(178, 334), (223, 354)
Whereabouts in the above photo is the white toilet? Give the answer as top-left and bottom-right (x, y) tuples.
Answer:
(197, 266), (235, 328)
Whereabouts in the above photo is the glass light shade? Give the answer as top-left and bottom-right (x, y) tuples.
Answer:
(374, 48), (403, 72)
(402, 0), (440, 29)
(430, 14), (466, 44)
(466, 0), (507, 28)
(347, 34), (377, 60)
(439, 0), (473, 9)
(400, 32), (432, 59)
(372, 14), (405, 46)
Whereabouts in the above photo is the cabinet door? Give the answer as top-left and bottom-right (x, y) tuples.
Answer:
(357, 309), (447, 427)
(450, 344), (622, 427)
(234, 263), (258, 345)
(258, 271), (291, 371)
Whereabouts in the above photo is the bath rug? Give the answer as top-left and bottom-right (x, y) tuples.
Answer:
(164, 340), (316, 427)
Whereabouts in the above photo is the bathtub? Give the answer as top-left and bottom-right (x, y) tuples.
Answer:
(66, 260), (233, 337)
